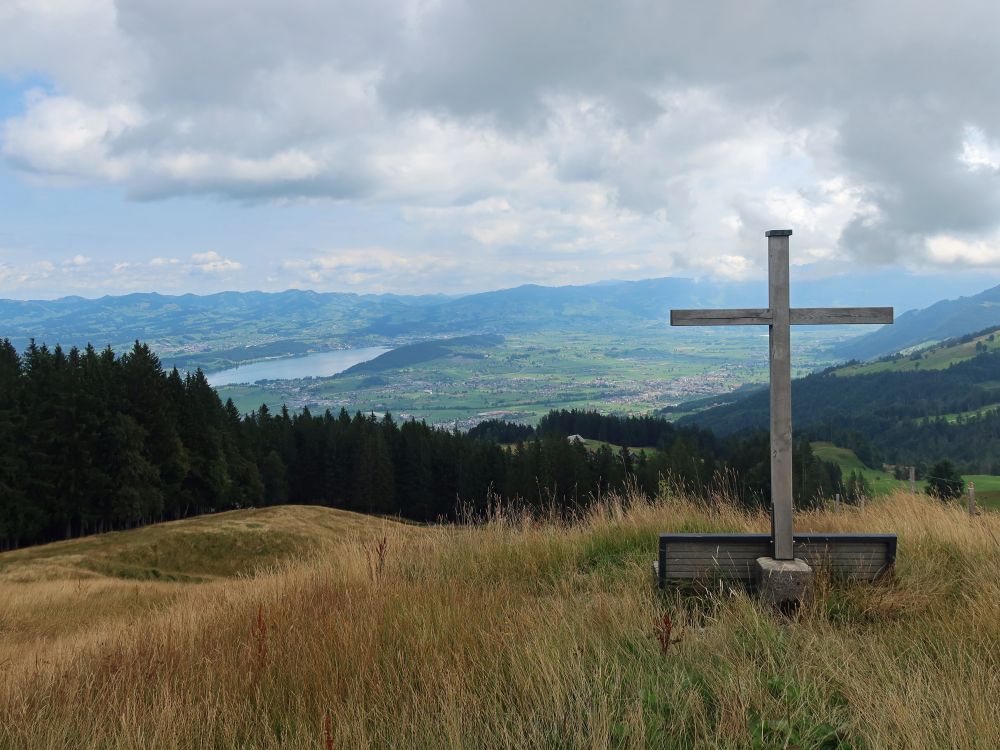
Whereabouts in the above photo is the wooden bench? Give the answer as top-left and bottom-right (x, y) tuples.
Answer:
(655, 533), (897, 588)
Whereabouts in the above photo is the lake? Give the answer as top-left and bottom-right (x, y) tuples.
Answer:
(206, 346), (391, 386)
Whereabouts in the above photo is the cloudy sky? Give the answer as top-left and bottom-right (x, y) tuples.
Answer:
(1, 0), (999, 298)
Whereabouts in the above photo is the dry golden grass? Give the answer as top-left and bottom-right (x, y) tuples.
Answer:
(0, 494), (998, 749)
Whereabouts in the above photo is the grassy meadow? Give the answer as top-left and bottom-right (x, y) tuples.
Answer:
(1, 494), (998, 749)
(811, 441), (1000, 510)
(834, 327), (1000, 377)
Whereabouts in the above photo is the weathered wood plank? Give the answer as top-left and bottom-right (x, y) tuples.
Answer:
(666, 546), (889, 562)
(662, 569), (757, 579)
(665, 554), (769, 561)
(769, 232), (794, 560)
(662, 563), (887, 580)
(657, 532), (897, 587)
(790, 307), (894, 325)
(664, 555), (890, 566)
(665, 552), (889, 565)
(665, 544), (771, 554)
(799, 546), (889, 556)
(670, 308), (771, 326)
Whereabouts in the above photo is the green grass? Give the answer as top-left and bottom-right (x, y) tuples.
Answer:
(0, 505), (405, 584)
(965, 475), (1000, 510)
(812, 442), (1000, 510)
(836, 329), (1000, 376)
(810, 442), (906, 495)
(916, 403), (1000, 424)
(578, 438), (656, 456)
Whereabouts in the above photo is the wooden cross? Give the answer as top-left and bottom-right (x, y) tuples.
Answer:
(670, 230), (893, 561)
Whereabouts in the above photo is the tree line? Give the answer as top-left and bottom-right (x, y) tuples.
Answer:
(0, 340), (843, 551)
(679, 350), (1000, 473)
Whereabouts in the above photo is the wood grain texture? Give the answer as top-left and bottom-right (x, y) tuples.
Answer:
(790, 307), (894, 325)
(769, 233), (794, 560)
(670, 308), (771, 326)
(658, 533), (896, 584)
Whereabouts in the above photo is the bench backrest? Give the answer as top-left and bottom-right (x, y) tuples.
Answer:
(657, 532), (897, 588)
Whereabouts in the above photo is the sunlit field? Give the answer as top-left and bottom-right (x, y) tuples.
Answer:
(1, 494), (998, 749)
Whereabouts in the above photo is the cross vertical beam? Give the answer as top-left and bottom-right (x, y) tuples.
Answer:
(766, 230), (794, 560)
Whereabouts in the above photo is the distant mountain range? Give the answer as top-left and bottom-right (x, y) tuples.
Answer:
(836, 283), (1000, 361)
(1, 272), (995, 371)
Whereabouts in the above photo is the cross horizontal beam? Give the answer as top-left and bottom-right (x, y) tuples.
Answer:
(670, 306), (893, 327)
(791, 307), (894, 325)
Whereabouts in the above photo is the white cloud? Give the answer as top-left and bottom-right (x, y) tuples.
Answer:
(1, 94), (141, 181)
(0, 253), (252, 296)
(190, 251), (242, 273)
(2, 0), (1000, 291)
(282, 247), (458, 291)
(925, 234), (1000, 268)
(960, 126), (1000, 172)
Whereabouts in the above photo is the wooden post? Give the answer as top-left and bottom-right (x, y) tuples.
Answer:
(835, 493), (841, 514)
(909, 466), (916, 494)
(767, 230), (794, 561)
(968, 482), (976, 516)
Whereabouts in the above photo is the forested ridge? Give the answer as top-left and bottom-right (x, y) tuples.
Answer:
(0, 340), (845, 550)
(678, 351), (1000, 472)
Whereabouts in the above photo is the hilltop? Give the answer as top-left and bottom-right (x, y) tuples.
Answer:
(0, 505), (410, 701)
(339, 334), (504, 375)
(1, 491), (997, 748)
(0, 504), (406, 584)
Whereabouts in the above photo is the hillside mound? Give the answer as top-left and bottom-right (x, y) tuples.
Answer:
(0, 505), (407, 584)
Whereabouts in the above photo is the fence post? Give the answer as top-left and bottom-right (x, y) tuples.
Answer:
(909, 466), (916, 494)
(835, 493), (840, 513)
(968, 482), (976, 516)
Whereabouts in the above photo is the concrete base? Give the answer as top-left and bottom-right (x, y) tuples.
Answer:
(755, 557), (813, 609)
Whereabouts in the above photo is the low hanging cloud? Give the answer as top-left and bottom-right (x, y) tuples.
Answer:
(0, 251), (246, 297)
(2, 0), (1000, 286)
(190, 251), (242, 273)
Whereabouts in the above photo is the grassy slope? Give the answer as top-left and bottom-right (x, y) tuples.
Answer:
(810, 442), (907, 496)
(2, 495), (999, 748)
(0, 505), (400, 583)
(0, 506), (408, 686)
(835, 327), (1000, 376)
(579, 437), (656, 456)
(811, 442), (1000, 510)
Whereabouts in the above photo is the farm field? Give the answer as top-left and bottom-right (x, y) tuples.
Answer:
(218, 328), (846, 428)
(1, 494), (998, 748)
(965, 475), (1000, 510)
